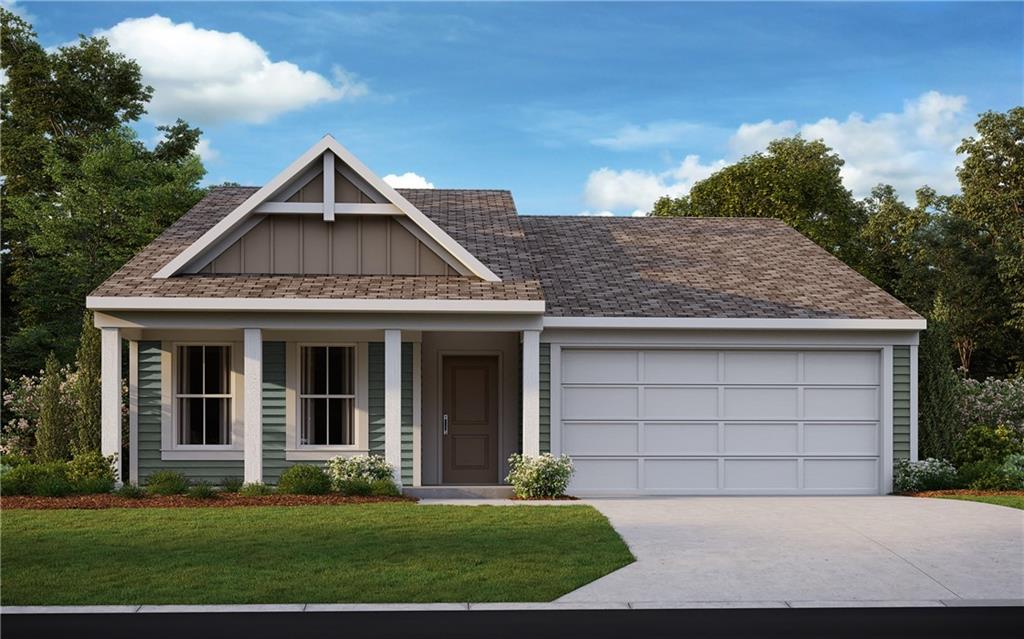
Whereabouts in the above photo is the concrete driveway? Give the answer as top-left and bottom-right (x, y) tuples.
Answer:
(558, 497), (1024, 606)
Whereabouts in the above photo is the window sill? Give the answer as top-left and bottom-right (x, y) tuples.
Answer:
(285, 448), (368, 462)
(161, 449), (245, 461)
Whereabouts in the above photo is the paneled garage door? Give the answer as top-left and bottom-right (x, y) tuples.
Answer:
(560, 349), (882, 495)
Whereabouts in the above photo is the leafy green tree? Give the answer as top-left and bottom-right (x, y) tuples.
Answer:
(5, 126), (206, 368)
(0, 9), (203, 377)
(73, 312), (102, 454)
(34, 353), (72, 462)
(857, 185), (933, 312)
(955, 108), (1024, 332)
(652, 137), (866, 264)
(917, 319), (962, 461)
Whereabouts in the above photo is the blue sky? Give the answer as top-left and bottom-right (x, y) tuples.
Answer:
(18, 1), (1024, 215)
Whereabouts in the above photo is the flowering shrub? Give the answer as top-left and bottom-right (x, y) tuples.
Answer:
(893, 458), (958, 493)
(958, 376), (1024, 436)
(952, 424), (1024, 467)
(326, 454), (394, 488)
(506, 453), (575, 498)
(2, 370), (129, 458)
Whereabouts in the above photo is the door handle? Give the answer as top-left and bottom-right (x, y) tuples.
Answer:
(443, 414), (449, 436)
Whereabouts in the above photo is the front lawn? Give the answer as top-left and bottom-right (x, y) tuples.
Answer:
(1, 503), (633, 605)
(923, 493), (1024, 510)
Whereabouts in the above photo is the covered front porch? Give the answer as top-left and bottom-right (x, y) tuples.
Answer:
(94, 310), (545, 489)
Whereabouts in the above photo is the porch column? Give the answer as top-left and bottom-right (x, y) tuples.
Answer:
(384, 329), (403, 485)
(101, 327), (122, 480)
(522, 329), (541, 457)
(244, 328), (263, 484)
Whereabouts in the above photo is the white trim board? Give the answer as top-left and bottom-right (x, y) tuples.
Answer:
(153, 135), (501, 282)
(88, 296), (545, 314)
(542, 317), (926, 331)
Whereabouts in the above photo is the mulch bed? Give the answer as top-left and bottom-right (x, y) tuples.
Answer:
(1, 493), (417, 510)
(910, 489), (1024, 497)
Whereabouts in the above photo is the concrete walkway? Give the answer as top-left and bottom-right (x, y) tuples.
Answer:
(557, 496), (1024, 605)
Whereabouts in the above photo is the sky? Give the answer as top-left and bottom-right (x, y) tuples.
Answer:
(12, 1), (1024, 215)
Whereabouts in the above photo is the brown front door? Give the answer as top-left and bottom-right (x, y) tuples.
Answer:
(442, 355), (499, 484)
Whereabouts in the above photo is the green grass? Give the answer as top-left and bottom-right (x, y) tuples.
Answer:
(930, 494), (1024, 510)
(1, 504), (633, 605)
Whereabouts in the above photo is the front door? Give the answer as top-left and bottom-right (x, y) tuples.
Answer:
(442, 355), (499, 484)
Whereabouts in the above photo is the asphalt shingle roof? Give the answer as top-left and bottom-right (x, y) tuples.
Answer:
(92, 186), (919, 320)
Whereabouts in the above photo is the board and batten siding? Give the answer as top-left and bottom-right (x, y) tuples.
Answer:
(893, 345), (912, 461)
(368, 342), (414, 484)
(136, 341), (244, 484)
(261, 342), (288, 484)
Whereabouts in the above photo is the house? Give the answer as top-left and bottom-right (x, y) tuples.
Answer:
(87, 135), (925, 496)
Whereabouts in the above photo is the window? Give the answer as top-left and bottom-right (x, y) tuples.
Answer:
(176, 345), (231, 445)
(300, 346), (355, 446)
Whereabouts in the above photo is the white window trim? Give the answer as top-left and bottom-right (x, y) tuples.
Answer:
(160, 341), (245, 460)
(285, 342), (369, 460)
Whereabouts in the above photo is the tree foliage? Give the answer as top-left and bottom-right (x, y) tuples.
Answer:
(73, 312), (102, 454)
(917, 320), (962, 461)
(34, 353), (73, 463)
(0, 8), (205, 376)
(652, 137), (866, 264)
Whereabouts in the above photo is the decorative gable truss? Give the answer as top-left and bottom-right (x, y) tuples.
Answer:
(154, 135), (500, 280)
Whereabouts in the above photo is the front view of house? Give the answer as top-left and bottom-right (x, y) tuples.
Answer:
(88, 135), (924, 496)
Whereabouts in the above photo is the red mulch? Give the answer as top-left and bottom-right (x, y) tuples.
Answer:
(510, 495), (579, 501)
(1, 493), (416, 510)
(910, 489), (1024, 498)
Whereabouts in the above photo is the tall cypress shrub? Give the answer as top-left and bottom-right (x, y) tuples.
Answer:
(35, 352), (72, 462)
(918, 319), (962, 460)
(73, 311), (102, 453)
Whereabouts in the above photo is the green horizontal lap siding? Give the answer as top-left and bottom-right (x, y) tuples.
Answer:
(368, 342), (414, 484)
(261, 342), (288, 485)
(539, 343), (551, 454)
(893, 345), (912, 460)
(136, 341), (243, 485)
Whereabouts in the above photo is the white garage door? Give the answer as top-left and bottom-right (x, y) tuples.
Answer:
(560, 349), (882, 495)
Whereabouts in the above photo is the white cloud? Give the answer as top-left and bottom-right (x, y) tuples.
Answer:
(592, 120), (704, 151)
(578, 210), (615, 217)
(95, 15), (367, 125)
(383, 172), (434, 189)
(583, 155), (725, 213)
(195, 138), (219, 162)
(584, 91), (973, 213)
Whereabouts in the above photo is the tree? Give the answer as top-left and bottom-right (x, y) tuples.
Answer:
(73, 312), (102, 454)
(5, 126), (206, 368)
(857, 185), (933, 312)
(955, 108), (1024, 332)
(34, 353), (72, 462)
(0, 8), (202, 378)
(917, 319), (962, 461)
(651, 137), (866, 264)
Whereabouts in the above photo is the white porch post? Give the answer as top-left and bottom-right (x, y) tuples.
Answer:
(101, 327), (122, 480)
(244, 328), (263, 484)
(384, 329), (403, 485)
(522, 329), (541, 457)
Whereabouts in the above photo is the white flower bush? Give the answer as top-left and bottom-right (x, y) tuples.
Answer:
(506, 453), (575, 498)
(959, 376), (1024, 436)
(893, 457), (958, 493)
(326, 454), (394, 487)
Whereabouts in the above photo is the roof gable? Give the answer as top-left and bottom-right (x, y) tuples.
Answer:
(153, 135), (500, 281)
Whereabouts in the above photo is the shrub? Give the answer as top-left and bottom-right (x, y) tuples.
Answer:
(953, 424), (1024, 467)
(918, 320), (962, 460)
(187, 481), (218, 499)
(115, 482), (147, 499)
(957, 460), (1001, 488)
(277, 464), (331, 495)
(326, 455), (394, 489)
(146, 470), (189, 495)
(67, 451), (116, 486)
(0, 461), (71, 496)
(34, 353), (74, 463)
(893, 458), (959, 493)
(73, 311), (103, 455)
(369, 479), (401, 497)
(336, 478), (373, 496)
(74, 476), (116, 494)
(965, 453), (1024, 491)
(221, 476), (244, 493)
(958, 377), (1024, 436)
(239, 482), (274, 496)
(506, 453), (575, 498)
(1, 453), (31, 468)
